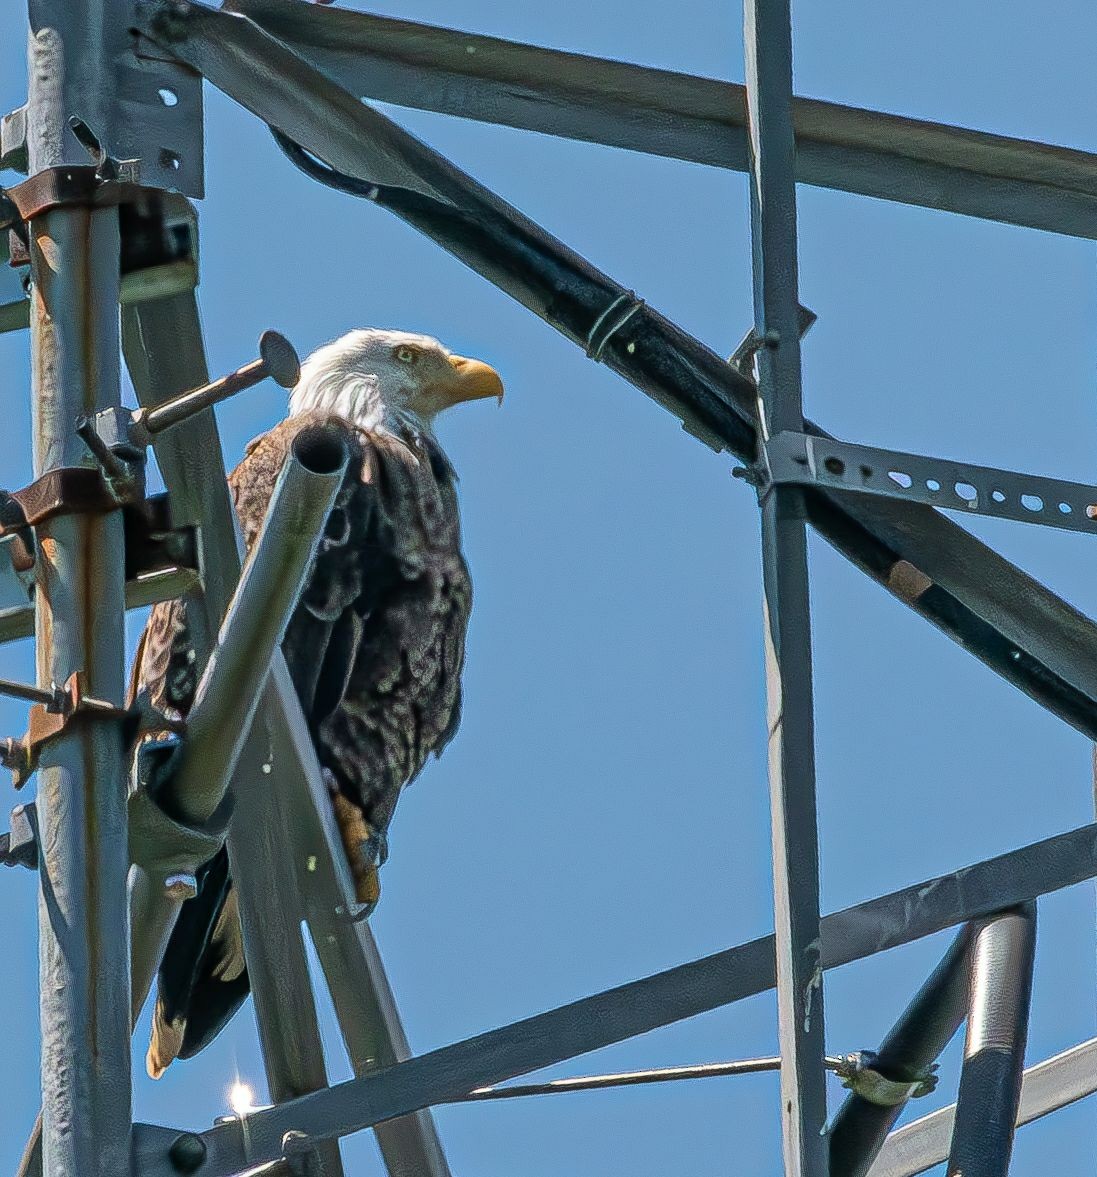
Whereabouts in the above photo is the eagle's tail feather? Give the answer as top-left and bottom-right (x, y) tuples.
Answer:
(146, 997), (186, 1080)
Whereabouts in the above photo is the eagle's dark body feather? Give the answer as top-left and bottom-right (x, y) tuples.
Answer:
(138, 409), (471, 1073)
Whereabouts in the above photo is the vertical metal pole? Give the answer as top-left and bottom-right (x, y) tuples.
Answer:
(946, 906), (1036, 1177)
(827, 924), (973, 1176)
(26, 7), (133, 1176)
(743, 3), (828, 1175)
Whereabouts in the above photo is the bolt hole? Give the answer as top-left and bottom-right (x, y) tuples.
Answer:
(1058, 502), (1073, 515)
(954, 482), (977, 503)
(159, 148), (181, 170)
(925, 479), (941, 492)
(1021, 494), (1044, 513)
(157, 88), (178, 107)
(824, 457), (845, 476)
(888, 471), (912, 489)
(991, 490), (1006, 503)
(859, 465), (873, 480)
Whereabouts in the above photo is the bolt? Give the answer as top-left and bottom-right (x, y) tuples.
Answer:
(164, 872), (199, 901)
(762, 329), (781, 349)
(282, 1131), (325, 1177)
(75, 415), (134, 487)
(133, 330), (301, 443)
(168, 1132), (207, 1173)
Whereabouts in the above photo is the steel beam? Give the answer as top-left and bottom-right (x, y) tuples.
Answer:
(945, 906), (1036, 1177)
(122, 290), (453, 1177)
(226, 0), (1097, 240)
(25, 6), (134, 1175)
(827, 924), (972, 1177)
(743, 0), (827, 1172)
(272, 652), (454, 1177)
(122, 298), (344, 1177)
(869, 1036), (1097, 1177)
(136, 2), (1097, 747)
(129, 822), (1097, 1175)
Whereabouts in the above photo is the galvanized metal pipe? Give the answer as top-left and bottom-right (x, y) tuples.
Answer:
(171, 423), (348, 825)
(827, 924), (973, 1177)
(129, 424), (347, 1013)
(945, 906), (1037, 1177)
(25, 9), (135, 1175)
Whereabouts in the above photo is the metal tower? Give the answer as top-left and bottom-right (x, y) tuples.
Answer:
(2, 2), (1097, 1175)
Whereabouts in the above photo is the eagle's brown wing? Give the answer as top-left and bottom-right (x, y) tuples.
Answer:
(139, 409), (472, 1076)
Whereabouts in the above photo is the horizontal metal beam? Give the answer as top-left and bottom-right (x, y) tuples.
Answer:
(229, 0), (1097, 239)
(869, 1036), (1097, 1177)
(134, 821), (1097, 1174)
(141, 1), (1097, 751)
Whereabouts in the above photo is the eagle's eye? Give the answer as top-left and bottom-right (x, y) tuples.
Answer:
(394, 345), (418, 364)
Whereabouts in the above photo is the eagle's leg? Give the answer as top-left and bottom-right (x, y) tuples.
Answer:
(324, 769), (385, 913)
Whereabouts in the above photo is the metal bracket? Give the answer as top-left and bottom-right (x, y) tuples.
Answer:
(728, 302), (817, 379)
(0, 105), (28, 173)
(0, 464), (144, 539)
(1, 802), (38, 870)
(3, 166), (146, 222)
(765, 431), (1097, 536)
(834, 1050), (938, 1106)
(1, 673), (129, 789)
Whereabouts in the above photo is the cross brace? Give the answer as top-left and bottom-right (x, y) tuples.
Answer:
(129, 819), (1097, 1174)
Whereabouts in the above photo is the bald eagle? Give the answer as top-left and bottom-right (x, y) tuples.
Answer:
(134, 328), (503, 1078)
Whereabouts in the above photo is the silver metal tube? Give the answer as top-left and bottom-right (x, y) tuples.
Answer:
(129, 425), (347, 1006)
(870, 1035), (1097, 1177)
(946, 906), (1037, 1177)
(170, 423), (349, 826)
(25, 8), (135, 1175)
(828, 924), (973, 1177)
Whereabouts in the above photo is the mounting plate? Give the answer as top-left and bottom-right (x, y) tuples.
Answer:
(765, 431), (1097, 537)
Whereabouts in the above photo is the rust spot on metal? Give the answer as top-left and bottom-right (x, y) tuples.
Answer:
(887, 559), (933, 602)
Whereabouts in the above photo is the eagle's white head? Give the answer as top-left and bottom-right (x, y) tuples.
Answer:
(289, 328), (503, 435)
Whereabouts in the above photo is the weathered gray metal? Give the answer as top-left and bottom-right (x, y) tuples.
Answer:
(129, 422), (347, 1016)
(268, 652), (456, 1177)
(226, 0), (1097, 241)
(123, 293), (344, 1177)
(126, 820), (1097, 1175)
(24, 6), (134, 1173)
(766, 432), (1097, 536)
(869, 1035), (1097, 1177)
(828, 925), (973, 1177)
(946, 906), (1037, 1176)
(743, 1), (828, 1172)
(6, 3), (1097, 1174)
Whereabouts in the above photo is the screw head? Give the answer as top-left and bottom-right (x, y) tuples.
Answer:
(168, 1132), (207, 1173)
(259, 330), (302, 389)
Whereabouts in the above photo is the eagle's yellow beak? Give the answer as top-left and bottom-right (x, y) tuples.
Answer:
(443, 355), (505, 407)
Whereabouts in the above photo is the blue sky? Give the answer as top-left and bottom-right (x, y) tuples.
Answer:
(2, 2), (1097, 1173)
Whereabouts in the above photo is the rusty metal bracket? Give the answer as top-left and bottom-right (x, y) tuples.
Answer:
(3, 166), (144, 223)
(1, 670), (187, 790)
(0, 463), (146, 540)
(2, 672), (129, 789)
